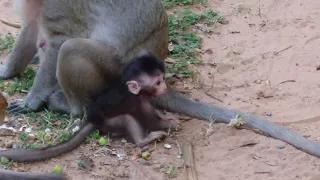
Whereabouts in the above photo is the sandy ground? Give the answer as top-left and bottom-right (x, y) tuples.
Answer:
(1, 0), (320, 179)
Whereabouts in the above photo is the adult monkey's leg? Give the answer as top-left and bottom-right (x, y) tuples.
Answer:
(8, 36), (69, 114)
(47, 89), (71, 114)
(0, 20), (38, 79)
(55, 19), (169, 116)
(0, 0), (42, 79)
(56, 38), (123, 117)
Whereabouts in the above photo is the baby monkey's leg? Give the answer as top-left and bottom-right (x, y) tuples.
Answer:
(148, 109), (182, 131)
(104, 115), (167, 147)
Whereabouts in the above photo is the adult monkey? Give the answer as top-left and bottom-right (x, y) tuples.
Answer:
(1, 0), (320, 165)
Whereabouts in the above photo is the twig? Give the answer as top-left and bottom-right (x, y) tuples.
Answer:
(205, 92), (223, 103)
(0, 92), (8, 125)
(182, 141), (198, 180)
(23, 114), (32, 127)
(165, 58), (175, 64)
(258, 0), (261, 17)
(273, 45), (292, 56)
(254, 171), (272, 174)
(277, 80), (296, 85)
(176, 141), (182, 156)
(179, 116), (193, 123)
(261, 160), (279, 166)
(0, 18), (21, 29)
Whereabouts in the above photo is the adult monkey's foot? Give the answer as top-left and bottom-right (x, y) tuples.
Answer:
(7, 91), (71, 115)
(0, 64), (20, 80)
(47, 90), (72, 115)
(7, 95), (46, 115)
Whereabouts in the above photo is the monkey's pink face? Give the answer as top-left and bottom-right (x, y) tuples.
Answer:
(127, 73), (168, 96)
(151, 74), (167, 96)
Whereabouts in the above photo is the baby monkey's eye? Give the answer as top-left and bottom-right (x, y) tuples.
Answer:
(156, 80), (161, 85)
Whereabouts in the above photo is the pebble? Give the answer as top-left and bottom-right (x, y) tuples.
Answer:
(72, 126), (80, 133)
(253, 79), (262, 84)
(27, 133), (36, 141)
(45, 128), (51, 133)
(25, 127), (32, 133)
(276, 146), (285, 149)
(265, 112), (272, 116)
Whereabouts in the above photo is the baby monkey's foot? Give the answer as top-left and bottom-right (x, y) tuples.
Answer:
(167, 120), (182, 132)
(136, 131), (167, 147)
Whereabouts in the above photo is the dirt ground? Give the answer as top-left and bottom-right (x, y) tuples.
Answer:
(1, 0), (320, 179)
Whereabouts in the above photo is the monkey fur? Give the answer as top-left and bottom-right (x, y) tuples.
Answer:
(4, 0), (169, 117)
(88, 52), (175, 147)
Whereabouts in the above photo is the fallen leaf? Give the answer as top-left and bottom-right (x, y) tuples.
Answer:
(77, 155), (94, 171)
(239, 139), (259, 147)
(165, 58), (175, 64)
(204, 49), (213, 54)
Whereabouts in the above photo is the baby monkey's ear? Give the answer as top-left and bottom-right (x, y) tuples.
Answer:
(126, 80), (141, 94)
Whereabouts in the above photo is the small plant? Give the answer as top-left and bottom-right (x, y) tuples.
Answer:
(0, 67), (37, 95)
(27, 109), (71, 130)
(0, 33), (15, 55)
(162, 0), (208, 8)
(203, 113), (216, 136)
(57, 131), (73, 143)
(18, 132), (28, 143)
(166, 8), (224, 78)
(202, 9), (225, 25)
(161, 0), (226, 78)
(168, 164), (177, 179)
(167, 9), (201, 78)
(77, 160), (86, 167)
(0, 157), (13, 170)
(85, 129), (101, 143)
(14, 110), (77, 148)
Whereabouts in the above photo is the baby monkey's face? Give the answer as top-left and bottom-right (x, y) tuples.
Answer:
(150, 73), (167, 96)
(126, 72), (168, 96)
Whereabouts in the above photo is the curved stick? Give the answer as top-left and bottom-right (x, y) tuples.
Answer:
(153, 88), (320, 158)
(0, 18), (21, 29)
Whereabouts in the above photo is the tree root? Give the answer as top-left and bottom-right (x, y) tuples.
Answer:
(181, 141), (198, 180)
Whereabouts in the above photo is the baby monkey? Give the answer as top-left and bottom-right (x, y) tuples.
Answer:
(88, 50), (177, 147)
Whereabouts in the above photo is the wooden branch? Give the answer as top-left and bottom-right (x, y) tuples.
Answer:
(0, 18), (21, 29)
(182, 141), (198, 180)
(0, 93), (8, 125)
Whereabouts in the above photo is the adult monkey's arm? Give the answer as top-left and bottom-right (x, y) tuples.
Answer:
(152, 87), (320, 158)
